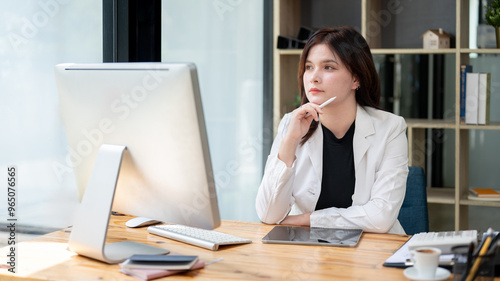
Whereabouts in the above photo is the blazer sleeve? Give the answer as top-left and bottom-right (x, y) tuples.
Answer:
(310, 116), (408, 233)
(255, 114), (297, 224)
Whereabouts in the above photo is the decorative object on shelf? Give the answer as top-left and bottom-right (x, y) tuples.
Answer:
(477, 24), (497, 48)
(277, 26), (316, 49)
(296, 26), (315, 42)
(277, 36), (305, 49)
(485, 0), (500, 48)
(420, 28), (451, 49)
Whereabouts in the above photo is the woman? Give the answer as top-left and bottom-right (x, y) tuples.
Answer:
(256, 26), (408, 234)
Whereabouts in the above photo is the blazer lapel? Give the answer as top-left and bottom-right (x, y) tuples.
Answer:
(305, 106), (374, 183)
(305, 122), (323, 182)
(353, 105), (375, 170)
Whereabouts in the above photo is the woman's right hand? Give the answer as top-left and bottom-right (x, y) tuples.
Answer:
(277, 103), (323, 167)
(287, 103), (323, 141)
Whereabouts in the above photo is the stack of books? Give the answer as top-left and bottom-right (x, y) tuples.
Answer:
(468, 188), (500, 201)
(460, 65), (492, 125)
(119, 254), (205, 280)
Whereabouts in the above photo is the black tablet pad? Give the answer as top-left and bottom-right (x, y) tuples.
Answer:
(262, 226), (363, 247)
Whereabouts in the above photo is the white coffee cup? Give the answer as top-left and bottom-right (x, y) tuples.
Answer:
(411, 247), (442, 279)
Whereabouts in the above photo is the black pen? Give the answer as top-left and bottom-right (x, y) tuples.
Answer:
(458, 242), (475, 281)
(473, 231), (488, 257)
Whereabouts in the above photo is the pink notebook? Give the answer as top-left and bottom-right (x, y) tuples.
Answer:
(120, 260), (205, 280)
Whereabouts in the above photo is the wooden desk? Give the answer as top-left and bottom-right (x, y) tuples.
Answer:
(0, 214), (445, 280)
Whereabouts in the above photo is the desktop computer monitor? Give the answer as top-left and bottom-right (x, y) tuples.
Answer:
(55, 62), (221, 263)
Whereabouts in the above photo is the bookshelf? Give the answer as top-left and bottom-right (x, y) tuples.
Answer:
(272, 0), (500, 230)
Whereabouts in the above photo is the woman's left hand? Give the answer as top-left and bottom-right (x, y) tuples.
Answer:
(280, 213), (311, 226)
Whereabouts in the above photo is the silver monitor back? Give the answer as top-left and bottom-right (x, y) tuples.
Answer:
(55, 62), (221, 230)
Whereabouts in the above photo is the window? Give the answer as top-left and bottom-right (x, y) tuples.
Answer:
(161, 0), (264, 222)
(0, 1), (102, 233)
(0, 1), (266, 237)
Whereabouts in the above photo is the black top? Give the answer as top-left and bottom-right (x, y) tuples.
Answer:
(315, 122), (356, 210)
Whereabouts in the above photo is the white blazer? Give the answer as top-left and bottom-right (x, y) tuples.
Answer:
(256, 105), (409, 234)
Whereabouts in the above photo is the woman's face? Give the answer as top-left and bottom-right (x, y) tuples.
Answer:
(303, 43), (359, 106)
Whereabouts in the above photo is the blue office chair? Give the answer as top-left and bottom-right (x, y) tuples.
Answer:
(398, 166), (429, 235)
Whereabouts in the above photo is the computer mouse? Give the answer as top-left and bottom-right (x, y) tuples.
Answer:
(125, 217), (162, 228)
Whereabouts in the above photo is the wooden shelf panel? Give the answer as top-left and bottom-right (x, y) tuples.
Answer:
(427, 191), (500, 209)
(278, 49), (302, 55)
(459, 122), (500, 130)
(406, 119), (456, 129)
(460, 199), (500, 207)
(427, 188), (455, 204)
(407, 120), (500, 131)
(371, 48), (457, 55)
(279, 48), (500, 56)
(460, 48), (500, 54)
(279, 48), (465, 56)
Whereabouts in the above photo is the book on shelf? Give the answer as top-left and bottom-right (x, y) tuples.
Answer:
(478, 73), (491, 125)
(470, 188), (500, 198)
(460, 64), (472, 124)
(468, 188), (500, 201)
(465, 72), (492, 125)
(465, 72), (479, 125)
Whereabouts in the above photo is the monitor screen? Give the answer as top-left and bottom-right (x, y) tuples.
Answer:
(55, 62), (220, 233)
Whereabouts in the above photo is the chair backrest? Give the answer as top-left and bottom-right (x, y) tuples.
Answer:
(398, 166), (429, 235)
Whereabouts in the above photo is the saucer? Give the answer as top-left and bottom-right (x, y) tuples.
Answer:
(403, 267), (451, 281)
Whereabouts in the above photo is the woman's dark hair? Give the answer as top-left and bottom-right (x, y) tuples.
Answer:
(298, 26), (381, 145)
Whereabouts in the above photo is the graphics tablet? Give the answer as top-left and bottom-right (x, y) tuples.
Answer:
(262, 226), (363, 247)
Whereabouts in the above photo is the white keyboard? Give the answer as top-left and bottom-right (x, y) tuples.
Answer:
(407, 230), (478, 254)
(147, 224), (252, 250)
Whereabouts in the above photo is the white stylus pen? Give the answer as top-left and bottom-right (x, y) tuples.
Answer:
(318, 96), (337, 108)
(304, 96), (336, 117)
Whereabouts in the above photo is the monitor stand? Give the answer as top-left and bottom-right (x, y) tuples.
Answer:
(68, 144), (169, 264)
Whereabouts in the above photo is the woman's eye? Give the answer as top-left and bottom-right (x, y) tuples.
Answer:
(305, 65), (313, 70)
(325, 65), (334, 70)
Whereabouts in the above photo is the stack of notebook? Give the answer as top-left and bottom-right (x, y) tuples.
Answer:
(119, 254), (205, 280)
(468, 188), (500, 201)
